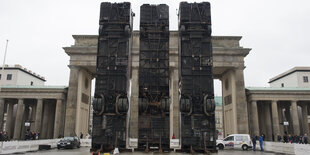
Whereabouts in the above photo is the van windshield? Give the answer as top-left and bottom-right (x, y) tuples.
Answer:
(224, 136), (234, 141)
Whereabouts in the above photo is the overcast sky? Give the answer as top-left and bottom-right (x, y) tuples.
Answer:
(0, 0), (309, 96)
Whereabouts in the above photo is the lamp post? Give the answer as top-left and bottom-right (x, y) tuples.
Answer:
(0, 40), (9, 92)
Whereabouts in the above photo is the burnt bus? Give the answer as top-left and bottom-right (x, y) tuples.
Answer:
(91, 2), (133, 153)
(138, 4), (170, 152)
(178, 2), (217, 153)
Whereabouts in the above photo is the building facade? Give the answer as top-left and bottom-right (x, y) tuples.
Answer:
(0, 65), (68, 140)
(247, 67), (310, 141)
(0, 86), (67, 140)
(269, 67), (310, 88)
(0, 64), (45, 86)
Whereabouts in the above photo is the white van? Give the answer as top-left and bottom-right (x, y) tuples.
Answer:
(216, 134), (252, 150)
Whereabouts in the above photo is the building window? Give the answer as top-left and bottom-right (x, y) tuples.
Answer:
(303, 76), (309, 83)
(281, 83), (284, 87)
(216, 117), (220, 124)
(30, 81), (33, 86)
(7, 74), (12, 80)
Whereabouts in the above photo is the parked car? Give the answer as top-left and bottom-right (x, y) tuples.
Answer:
(57, 136), (80, 149)
(216, 134), (252, 150)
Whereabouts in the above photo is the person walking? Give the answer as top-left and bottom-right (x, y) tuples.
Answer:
(304, 134), (308, 144)
(277, 134), (282, 142)
(252, 135), (257, 151)
(283, 132), (288, 143)
(262, 133), (266, 141)
(288, 135), (293, 143)
(299, 135), (303, 144)
(259, 134), (264, 151)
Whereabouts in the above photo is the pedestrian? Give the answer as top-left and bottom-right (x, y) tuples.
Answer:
(299, 135), (303, 144)
(277, 134), (282, 142)
(0, 131), (3, 141)
(259, 134), (264, 151)
(3, 132), (8, 141)
(288, 135), (292, 143)
(33, 132), (35, 140)
(304, 134), (308, 144)
(262, 133), (266, 141)
(252, 135), (257, 151)
(283, 132), (288, 143)
(80, 132), (83, 139)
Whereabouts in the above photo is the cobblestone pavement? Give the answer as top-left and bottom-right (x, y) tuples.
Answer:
(24, 147), (282, 155)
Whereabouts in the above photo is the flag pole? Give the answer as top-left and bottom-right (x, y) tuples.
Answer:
(0, 40), (9, 92)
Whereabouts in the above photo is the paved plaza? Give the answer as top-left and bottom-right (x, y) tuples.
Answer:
(23, 147), (283, 155)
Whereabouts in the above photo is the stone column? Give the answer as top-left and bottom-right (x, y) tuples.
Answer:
(13, 99), (24, 140)
(301, 104), (309, 135)
(233, 67), (249, 133)
(170, 67), (179, 139)
(169, 33), (180, 140)
(0, 98), (5, 130)
(271, 100), (280, 137)
(34, 99), (43, 133)
(41, 102), (50, 139)
(129, 67), (139, 140)
(64, 66), (79, 137)
(265, 103), (273, 141)
(291, 100), (300, 135)
(278, 106), (284, 135)
(53, 99), (63, 138)
(284, 107), (292, 134)
(47, 103), (55, 139)
(5, 102), (14, 138)
(251, 100), (260, 136)
(30, 104), (37, 131)
(21, 105), (30, 140)
(59, 100), (66, 136)
(128, 34), (139, 147)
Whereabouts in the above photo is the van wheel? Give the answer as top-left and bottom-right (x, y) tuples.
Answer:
(218, 144), (224, 150)
(242, 144), (248, 150)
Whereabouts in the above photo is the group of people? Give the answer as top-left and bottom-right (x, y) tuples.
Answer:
(276, 132), (308, 144)
(252, 134), (265, 151)
(24, 129), (40, 140)
(252, 132), (309, 152)
(0, 131), (9, 141)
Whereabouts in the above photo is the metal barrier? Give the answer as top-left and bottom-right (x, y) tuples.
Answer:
(1, 139), (309, 154)
(0, 139), (93, 154)
(263, 141), (310, 155)
(80, 139), (91, 147)
(0, 139), (59, 154)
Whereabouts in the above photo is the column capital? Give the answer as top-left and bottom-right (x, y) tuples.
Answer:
(291, 100), (298, 103)
(68, 65), (80, 70)
(17, 98), (24, 103)
(233, 65), (245, 70)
